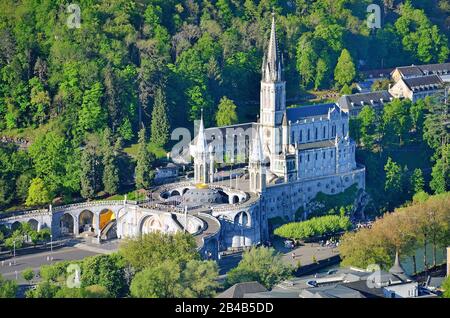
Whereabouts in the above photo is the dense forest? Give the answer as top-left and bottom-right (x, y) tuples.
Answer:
(0, 0), (449, 210)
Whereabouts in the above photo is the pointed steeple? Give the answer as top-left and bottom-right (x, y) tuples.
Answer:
(262, 12), (282, 82)
(282, 111), (288, 127)
(250, 125), (264, 163)
(196, 109), (207, 154)
(389, 250), (405, 275)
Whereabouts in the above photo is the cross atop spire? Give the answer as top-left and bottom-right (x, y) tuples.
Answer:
(262, 13), (282, 82)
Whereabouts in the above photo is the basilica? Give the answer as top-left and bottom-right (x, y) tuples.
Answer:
(0, 16), (365, 258)
(186, 15), (366, 249)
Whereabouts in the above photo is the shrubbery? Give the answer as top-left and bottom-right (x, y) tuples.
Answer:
(274, 215), (352, 241)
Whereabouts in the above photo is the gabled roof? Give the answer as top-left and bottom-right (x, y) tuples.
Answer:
(217, 281), (268, 298)
(337, 91), (392, 111)
(395, 65), (423, 78)
(286, 103), (340, 122)
(419, 62), (450, 75)
(402, 75), (444, 92)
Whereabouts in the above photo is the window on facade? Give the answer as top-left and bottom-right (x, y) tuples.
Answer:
(291, 131), (295, 143)
(323, 152), (325, 159)
(300, 130), (303, 142)
(307, 129), (310, 141)
(300, 155), (302, 163)
(331, 151), (333, 158)
(315, 128), (318, 140)
(323, 126), (326, 139)
(332, 125), (336, 137)
(342, 123), (345, 135)
(315, 153), (318, 160)
(307, 154), (310, 162)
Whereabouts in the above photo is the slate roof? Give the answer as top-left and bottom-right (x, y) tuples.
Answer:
(337, 91), (392, 111)
(394, 63), (450, 78)
(402, 75), (444, 92)
(297, 140), (335, 151)
(299, 284), (366, 298)
(286, 103), (340, 122)
(217, 282), (268, 298)
(419, 63), (450, 75)
(396, 66), (423, 78)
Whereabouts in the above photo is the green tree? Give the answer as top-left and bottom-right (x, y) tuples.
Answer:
(119, 232), (199, 271)
(430, 145), (450, 194)
(0, 274), (18, 298)
(130, 260), (182, 298)
(4, 230), (24, 250)
(80, 151), (98, 199)
(384, 157), (402, 193)
(22, 268), (35, 285)
(215, 97), (238, 127)
(25, 177), (51, 207)
(135, 129), (155, 189)
(180, 260), (219, 298)
(226, 247), (293, 289)
(150, 88), (170, 148)
(26, 281), (59, 298)
(80, 254), (126, 297)
(442, 276), (450, 298)
(334, 49), (356, 87)
(101, 129), (119, 195)
(410, 168), (425, 194)
(357, 106), (378, 149)
(77, 82), (105, 134)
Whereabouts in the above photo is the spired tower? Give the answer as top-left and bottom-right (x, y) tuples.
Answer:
(260, 13), (286, 166)
(193, 112), (213, 185)
(249, 126), (266, 193)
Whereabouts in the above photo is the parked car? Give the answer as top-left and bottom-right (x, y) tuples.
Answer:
(284, 240), (295, 249)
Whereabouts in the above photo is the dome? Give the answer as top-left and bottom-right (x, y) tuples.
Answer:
(182, 188), (227, 205)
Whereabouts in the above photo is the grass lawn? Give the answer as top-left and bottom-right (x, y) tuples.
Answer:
(123, 142), (167, 160)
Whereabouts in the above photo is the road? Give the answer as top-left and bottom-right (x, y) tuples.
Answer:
(0, 247), (99, 283)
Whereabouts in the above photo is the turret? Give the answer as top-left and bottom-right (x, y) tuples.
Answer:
(193, 110), (211, 184)
(249, 125), (266, 193)
(282, 112), (289, 154)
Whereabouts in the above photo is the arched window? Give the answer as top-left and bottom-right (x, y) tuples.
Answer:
(234, 212), (250, 227)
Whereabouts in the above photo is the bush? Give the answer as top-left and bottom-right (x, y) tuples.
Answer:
(274, 215), (352, 241)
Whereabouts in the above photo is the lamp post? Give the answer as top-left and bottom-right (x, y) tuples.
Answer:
(13, 240), (16, 265)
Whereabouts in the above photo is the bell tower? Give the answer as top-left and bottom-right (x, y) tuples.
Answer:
(260, 13), (286, 163)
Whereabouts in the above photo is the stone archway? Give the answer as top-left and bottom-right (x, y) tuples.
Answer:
(60, 213), (74, 236)
(140, 215), (164, 235)
(11, 221), (21, 232)
(231, 195), (239, 204)
(170, 190), (181, 197)
(234, 212), (250, 227)
(99, 209), (116, 231)
(28, 219), (39, 231)
(79, 210), (94, 234)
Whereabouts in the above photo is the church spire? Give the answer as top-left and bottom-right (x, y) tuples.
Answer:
(250, 125), (264, 163)
(196, 109), (207, 154)
(262, 13), (282, 82)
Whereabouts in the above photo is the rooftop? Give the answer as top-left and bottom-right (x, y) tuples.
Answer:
(402, 75), (444, 91)
(337, 91), (392, 111)
(286, 103), (341, 122)
(217, 281), (268, 298)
